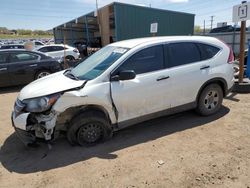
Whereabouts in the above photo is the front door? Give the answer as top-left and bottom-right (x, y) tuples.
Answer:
(111, 45), (172, 123)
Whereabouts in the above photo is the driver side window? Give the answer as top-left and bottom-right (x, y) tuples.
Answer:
(117, 45), (164, 75)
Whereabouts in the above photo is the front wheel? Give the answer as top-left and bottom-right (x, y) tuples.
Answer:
(196, 84), (223, 116)
(67, 111), (112, 146)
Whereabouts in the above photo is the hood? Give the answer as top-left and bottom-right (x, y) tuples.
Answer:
(18, 70), (85, 100)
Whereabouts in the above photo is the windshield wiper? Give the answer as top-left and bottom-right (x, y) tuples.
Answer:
(64, 69), (79, 80)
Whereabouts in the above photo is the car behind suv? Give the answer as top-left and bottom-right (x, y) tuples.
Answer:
(12, 36), (234, 146)
(36, 44), (80, 60)
(0, 49), (63, 87)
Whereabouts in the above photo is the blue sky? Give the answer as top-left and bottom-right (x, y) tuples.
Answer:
(0, 0), (241, 30)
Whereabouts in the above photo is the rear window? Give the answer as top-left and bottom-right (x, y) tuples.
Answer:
(197, 43), (220, 60)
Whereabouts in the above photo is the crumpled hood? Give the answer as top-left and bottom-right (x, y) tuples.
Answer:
(18, 70), (85, 101)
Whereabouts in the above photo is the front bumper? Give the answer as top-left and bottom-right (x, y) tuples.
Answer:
(11, 112), (36, 146)
(11, 110), (58, 145)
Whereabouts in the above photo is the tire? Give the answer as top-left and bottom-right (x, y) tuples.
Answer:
(196, 84), (223, 116)
(67, 111), (113, 146)
(35, 70), (51, 80)
(65, 55), (75, 61)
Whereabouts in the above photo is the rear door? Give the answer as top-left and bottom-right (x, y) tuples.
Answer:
(0, 52), (11, 87)
(165, 42), (219, 107)
(8, 51), (40, 85)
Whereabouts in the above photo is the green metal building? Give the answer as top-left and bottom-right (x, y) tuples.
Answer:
(53, 2), (195, 46)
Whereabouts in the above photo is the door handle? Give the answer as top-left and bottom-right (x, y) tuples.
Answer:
(156, 76), (170, 81)
(200, 65), (210, 70)
(0, 68), (7, 71)
(29, 64), (37, 67)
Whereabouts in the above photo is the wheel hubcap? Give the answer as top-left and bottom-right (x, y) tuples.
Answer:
(37, 72), (50, 79)
(77, 123), (102, 144)
(204, 90), (219, 110)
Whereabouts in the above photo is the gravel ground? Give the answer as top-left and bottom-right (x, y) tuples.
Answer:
(0, 87), (250, 188)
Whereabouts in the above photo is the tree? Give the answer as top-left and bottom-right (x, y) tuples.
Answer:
(17, 29), (33, 35)
(194, 25), (202, 34)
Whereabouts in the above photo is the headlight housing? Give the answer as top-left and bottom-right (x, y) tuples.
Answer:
(23, 93), (61, 113)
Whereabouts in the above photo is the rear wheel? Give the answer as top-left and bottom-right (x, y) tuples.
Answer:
(65, 55), (75, 61)
(196, 84), (223, 116)
(35, 70), (51, 80)
(67, 111), (112, 146)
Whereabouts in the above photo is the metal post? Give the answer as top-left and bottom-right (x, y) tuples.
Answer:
(84, 16), (90, 45)
(96, 0), (102, 43)
(210, 16), (214, 31)
(70, 23), (74, 46)
(232, 25), (236, 53)
(239, 20), (246, 83)
(203, 20), (205, 35)
(64, 32), (67, 69)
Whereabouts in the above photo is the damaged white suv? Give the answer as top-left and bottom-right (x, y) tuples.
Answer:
(12, 36), (234, 146)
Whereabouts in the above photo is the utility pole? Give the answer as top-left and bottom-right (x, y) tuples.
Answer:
(203, 20), (205, 35)
(210, 16), (214, 30)
(96, 0), (101, 45)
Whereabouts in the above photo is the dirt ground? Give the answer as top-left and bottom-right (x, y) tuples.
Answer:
(0, 87), (250, 188)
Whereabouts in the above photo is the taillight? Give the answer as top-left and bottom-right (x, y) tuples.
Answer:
(73, 48), (79, 53)
(227, 46), (234, 64)
(218, 38), (234, 64)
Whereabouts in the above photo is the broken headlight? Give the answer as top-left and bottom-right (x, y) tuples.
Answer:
(23, 94), (61, 113)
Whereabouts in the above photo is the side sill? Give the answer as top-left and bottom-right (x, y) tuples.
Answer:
(115, 102), (196, 131)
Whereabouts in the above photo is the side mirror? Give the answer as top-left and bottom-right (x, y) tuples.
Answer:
(111, 70), (136, 81)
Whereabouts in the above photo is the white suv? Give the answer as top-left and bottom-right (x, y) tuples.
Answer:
(12, 36), (234, 146)
(36, 44), (80, 60)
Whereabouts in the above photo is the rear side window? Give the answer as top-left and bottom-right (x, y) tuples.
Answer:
(38, 47), (49, 52)
(10, 52), (39, 63)
(167, 42), (201, 67)
(35, 42), (43, 45)
(52, 46), (64, 51)
(117, 45), (164, 74)
(16, 45), (24, 49)
(197, 43), (220, 60)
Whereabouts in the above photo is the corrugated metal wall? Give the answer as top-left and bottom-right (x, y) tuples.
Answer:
(114, 3), (195, 41)
(205, 32), (250, 55)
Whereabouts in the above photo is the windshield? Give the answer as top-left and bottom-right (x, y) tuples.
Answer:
(70, 46), (128, 80)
